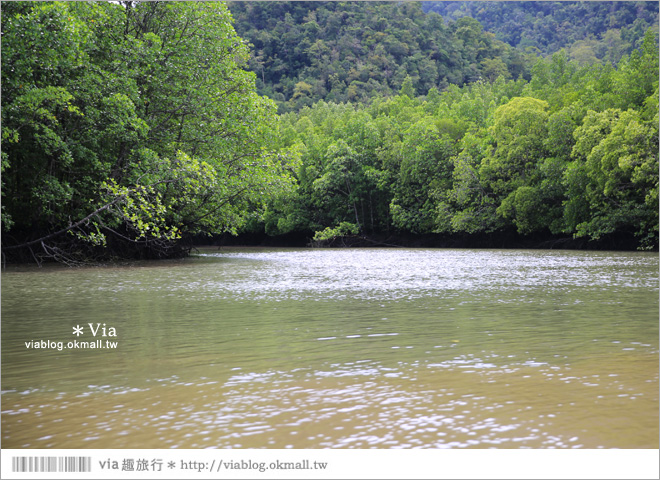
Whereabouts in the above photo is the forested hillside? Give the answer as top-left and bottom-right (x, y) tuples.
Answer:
(258, 31), (659, 250)
(229, 1), (658, 114)
(2, 1), (658, 264)
(228, 1), (531, 113)
(228, 1), (658, 250)
(422, 1), (658, 58)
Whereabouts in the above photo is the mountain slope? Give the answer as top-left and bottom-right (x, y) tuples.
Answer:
(228, 1), (530, 112)
(422, 1), (659, 57)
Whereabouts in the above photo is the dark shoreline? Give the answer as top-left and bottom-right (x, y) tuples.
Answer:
(3, 229), (653, 266)
(204, 229), (655, 252)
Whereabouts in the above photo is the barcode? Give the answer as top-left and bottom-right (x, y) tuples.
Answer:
(12, 456), (92, 473)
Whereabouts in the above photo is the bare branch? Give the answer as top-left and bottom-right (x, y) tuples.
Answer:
(2, 195), (125, 252)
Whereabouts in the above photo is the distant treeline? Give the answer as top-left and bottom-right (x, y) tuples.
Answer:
(228, 1), (532, 113)
(229, 1), (658, 114)
(422, 1), (658, 56)
(255, 30), (658, 250)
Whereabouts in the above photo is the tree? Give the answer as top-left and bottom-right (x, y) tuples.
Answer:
(312, 139), (363, 230)
(481, 57), (512, 82)
(399, 74), (416, 98)
(482, 97), (549, 195)
(390, 117), (456, 233)
(612, 29), (659, 109)
(566, 107), (658, 247)
(436, 132), (504, 234)
(1, 1), (293, 263)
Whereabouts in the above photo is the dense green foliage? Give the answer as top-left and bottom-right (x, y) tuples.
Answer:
(1, 1), (293, 262)
(228, 1), (531, 113)
(423, 1), (659, 60)
(264, 30), (659, 249)
(2, 1), (658, 263)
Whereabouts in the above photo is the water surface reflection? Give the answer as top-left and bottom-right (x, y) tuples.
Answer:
(2, 248), (658, 448)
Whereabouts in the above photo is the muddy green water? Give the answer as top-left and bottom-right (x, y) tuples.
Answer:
(1, 248), (658, 449)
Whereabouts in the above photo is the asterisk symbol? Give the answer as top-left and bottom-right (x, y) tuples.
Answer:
(73, 325), (84, 336)
(167, 462), (176, 469)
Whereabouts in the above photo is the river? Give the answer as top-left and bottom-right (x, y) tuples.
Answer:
(1, 248), (658, 449)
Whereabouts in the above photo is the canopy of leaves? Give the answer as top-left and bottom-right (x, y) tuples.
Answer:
(1, 1), (294, 263)
(423, 1), (659, 60)
(3, 2), (657, 261)
(228, 1), (531, 113)
(262, 28), (658, 249)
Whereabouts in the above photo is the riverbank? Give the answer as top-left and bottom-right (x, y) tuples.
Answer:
(2, 228), (651, 266)
(200, 228), (651, 252)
